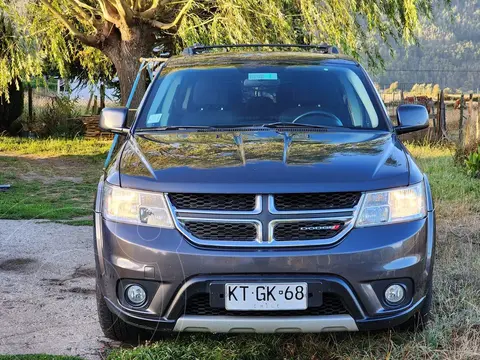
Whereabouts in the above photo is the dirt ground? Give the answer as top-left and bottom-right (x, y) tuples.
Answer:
(0, 220), (118, 358)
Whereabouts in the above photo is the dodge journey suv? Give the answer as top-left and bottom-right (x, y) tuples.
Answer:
(94, 44), (435, 341)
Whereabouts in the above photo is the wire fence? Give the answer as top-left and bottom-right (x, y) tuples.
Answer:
(379, 86), (480, 148)
(20, 84), (115, 139)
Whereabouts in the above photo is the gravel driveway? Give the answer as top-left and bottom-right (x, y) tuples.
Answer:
(0, 220), (116, 358)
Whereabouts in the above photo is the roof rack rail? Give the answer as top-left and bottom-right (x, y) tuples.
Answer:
(182, 43), (340, 56)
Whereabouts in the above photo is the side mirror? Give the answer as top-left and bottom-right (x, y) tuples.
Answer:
(395, 104), (429, 135)
(99, 107), (129, 134)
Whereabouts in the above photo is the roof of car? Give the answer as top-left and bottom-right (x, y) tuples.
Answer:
(165, 51), (358, 69)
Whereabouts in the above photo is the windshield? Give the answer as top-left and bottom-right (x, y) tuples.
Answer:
(135, 63), (387, 131)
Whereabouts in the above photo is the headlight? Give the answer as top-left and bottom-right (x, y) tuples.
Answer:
(356, 181), (426, 227)
(102, 183), (174, 228)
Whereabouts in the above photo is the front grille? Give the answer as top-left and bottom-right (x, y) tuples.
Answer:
(169, 193), (358, 247)
(184, 293), (348, 316)
(274, 192), (361, 211)
(273, 221), (344, 241)
(169, 193), (256, 211)
(182, 221), (257, 241)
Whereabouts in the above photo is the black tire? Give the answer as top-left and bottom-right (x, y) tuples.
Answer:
(397, 279), (433, 331)
(96, 281), (146, 342)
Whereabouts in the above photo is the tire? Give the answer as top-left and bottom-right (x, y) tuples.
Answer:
(397, 279), (433, 331)
(96, 281), (146, 342)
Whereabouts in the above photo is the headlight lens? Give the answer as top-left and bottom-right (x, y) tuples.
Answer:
(356, 181), (426, 227)
(102, 183), (174, 228)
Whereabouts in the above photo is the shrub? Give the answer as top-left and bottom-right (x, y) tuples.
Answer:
(464, 146), (480, 178)
(20, 95), (84, 138)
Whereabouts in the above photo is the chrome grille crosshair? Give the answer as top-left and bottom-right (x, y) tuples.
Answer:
(166, 193), (364, 248)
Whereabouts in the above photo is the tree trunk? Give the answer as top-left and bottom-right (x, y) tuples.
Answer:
(115, 54), (146, 108)
(102, 27), (155, 108)
(99, 83), (106, 112)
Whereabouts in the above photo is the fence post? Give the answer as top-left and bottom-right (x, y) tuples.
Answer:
(92, 95), (98, 115)
(459, 94), (465, 147)
(436, 90), (445, 140)
(100, 83), (106, 113)
(85, 93), (93, 115)
(467, 93), (473, 145)
(477, 94), (480, 142)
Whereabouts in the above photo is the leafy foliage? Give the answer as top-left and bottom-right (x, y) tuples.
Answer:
(464, 146), (480, 178)
(0, 0), (446, 102)
(0, 7), (42, 101)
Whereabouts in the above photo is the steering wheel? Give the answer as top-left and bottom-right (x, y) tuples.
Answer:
(292, 110), (343, 127)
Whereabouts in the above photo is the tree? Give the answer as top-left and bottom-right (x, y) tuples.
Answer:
(0, 9), (27, 133)
(1, 0), (446, 106)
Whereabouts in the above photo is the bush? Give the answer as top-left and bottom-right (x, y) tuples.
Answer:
(464, 146), (480, 178)
(20, 95), (84, 138)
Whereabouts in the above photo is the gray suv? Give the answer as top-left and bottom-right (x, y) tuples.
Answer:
(94, 44), (435, 341)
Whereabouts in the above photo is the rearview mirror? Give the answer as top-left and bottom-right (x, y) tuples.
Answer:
(99, 107), (129, 134)
(395, 104), (429, 135)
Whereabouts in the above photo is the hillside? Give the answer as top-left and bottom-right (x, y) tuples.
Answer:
(374, 0), (480, 91)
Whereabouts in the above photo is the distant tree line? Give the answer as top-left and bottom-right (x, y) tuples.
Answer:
(375, 0), (480, 91)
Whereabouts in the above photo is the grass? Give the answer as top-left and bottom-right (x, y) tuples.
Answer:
(106, 143), (480, 360)
(0, 137), (110, 156)
(0, 357), (81, 360)
(0, 137), (111, 223)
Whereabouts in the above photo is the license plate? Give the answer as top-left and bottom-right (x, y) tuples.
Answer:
(225, 283), (308, 311)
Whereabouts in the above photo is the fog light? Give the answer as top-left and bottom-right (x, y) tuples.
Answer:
(384, 284), (405, 305)
(125, 284), (147, 306)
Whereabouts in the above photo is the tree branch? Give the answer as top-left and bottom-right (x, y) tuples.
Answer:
(145, 0), (194, 30)
(115, 0), (134, 25)
(98, 0), (122, 27)
(139, 0), (160, 18)
(72, 0), (99, 13)
(64, 0), (100, 28)
(39, 0), (98, 46)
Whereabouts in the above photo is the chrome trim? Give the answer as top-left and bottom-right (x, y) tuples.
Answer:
(167, 194), (262, 215)
(268, 194), (361, 215)
(166, 193), (365, 248)
(173, 315), (358, 333)
(176, 217), (263, 246)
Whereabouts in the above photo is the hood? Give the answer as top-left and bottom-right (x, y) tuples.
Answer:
(119, 130), (410, 193)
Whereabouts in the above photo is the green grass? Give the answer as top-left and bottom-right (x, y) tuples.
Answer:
(0, 137), (110, 156)
(408, 143), (480, 213)
(0, 357), (82, 360)
(0, 137), (111, 223)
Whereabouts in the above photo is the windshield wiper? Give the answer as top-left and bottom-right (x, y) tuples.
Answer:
(136, 125), (218, 131)
(261, 122), (332, 129)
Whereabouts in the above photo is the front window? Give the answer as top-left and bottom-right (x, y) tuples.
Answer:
(135, 63), (387, 131)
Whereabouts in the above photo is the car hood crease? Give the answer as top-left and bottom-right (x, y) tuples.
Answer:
(119, 130), (409, 193)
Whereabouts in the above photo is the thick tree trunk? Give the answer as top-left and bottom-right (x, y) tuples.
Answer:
(102, 27), (155, 108)
(115, 55), (146, 108)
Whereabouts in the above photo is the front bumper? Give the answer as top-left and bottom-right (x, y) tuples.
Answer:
(94, 210), (435, 333)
